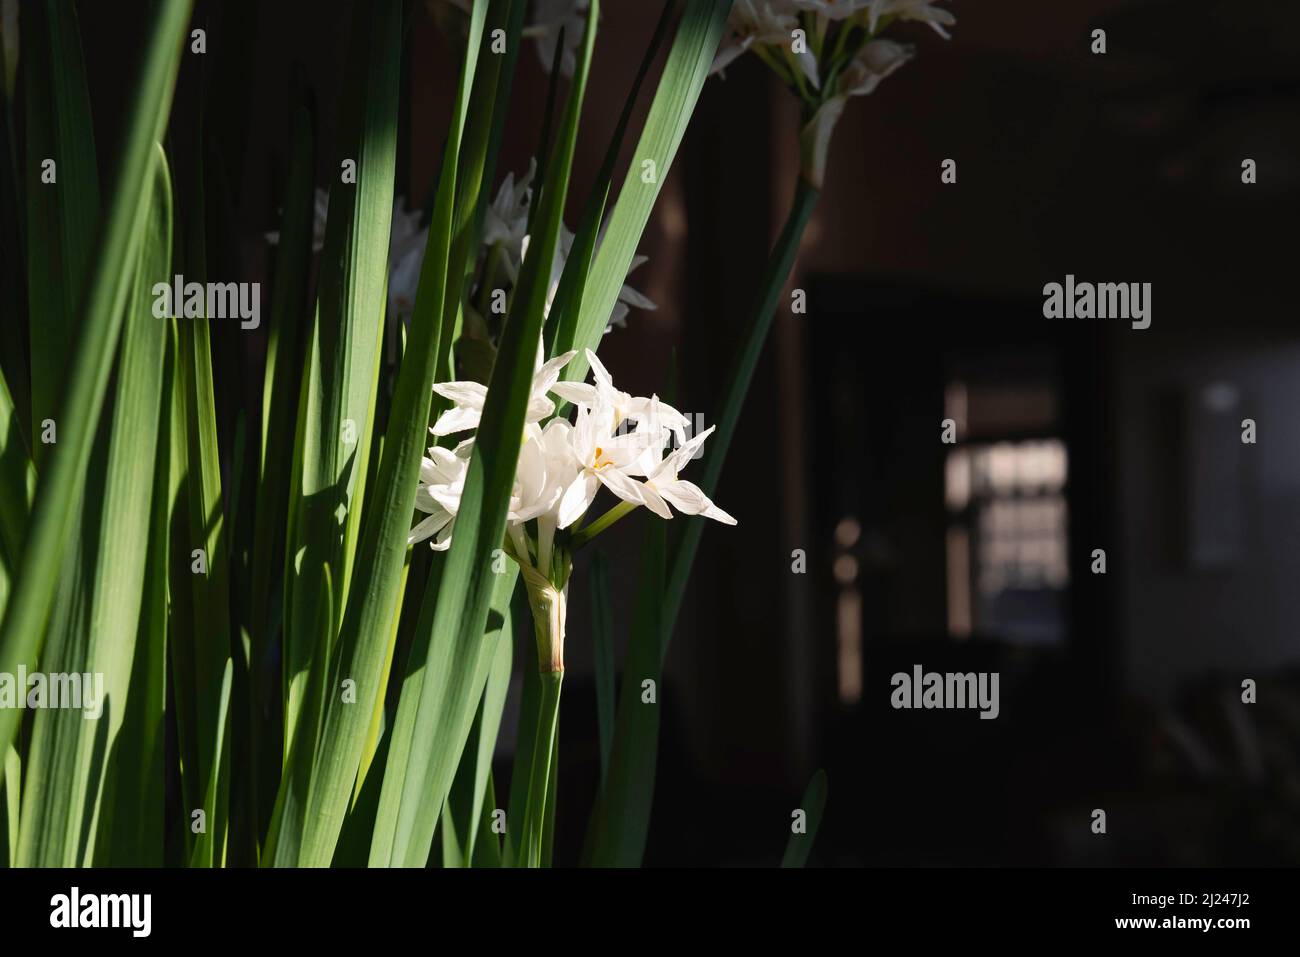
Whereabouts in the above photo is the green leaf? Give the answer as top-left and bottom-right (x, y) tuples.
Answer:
(781, 769), (827, 867)
(0, 365), (34, 581)
(171, 144), (235, 866)
(559, 0), (732, 382)
(583, 514), (665, 866)
(0, 0), (192, 785)
(448, 0), (527, 385)
(21, 0), (99, 464)
(369, 0), (598, 870)
(0, 43), (28, 449)
(263, 561), (334, 867)
(2, 744), (18, 867)
(441, 583), (513, 867)
(249, 100), (315, 756)
(100, 319), (174, 866)
(589, 549), (615, 785)
(503, 586), (538, 866)
(283, 0), (401, 756)
(296, 0), (487, 868)
(519, 670), (562, 868)
(471, 772), (504, 867)
(189, 659), (234, 868)
(546, 0), (676, 359)
(71, 143), (172, 865)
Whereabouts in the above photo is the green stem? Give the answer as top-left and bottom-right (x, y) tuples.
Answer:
(660, 176), (821, 662)
(519, 669), (562, 868)
(571, 498), (638, 547)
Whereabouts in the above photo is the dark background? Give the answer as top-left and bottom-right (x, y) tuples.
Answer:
(73, 0), (1300, 865)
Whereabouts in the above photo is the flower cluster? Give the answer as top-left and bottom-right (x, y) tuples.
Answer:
(409, 348), (735, 577)
(266, 160), (653, 344)
(478, 159), (655, 335)
(711, 0), (955, 186)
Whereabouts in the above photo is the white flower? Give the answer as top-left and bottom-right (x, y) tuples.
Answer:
(642, 420), (737, 526)
(801, 37), (914, 186)
(431, 348), (577, 436)
(551, 349), (689, 442)
(483, 162), (536, 283)
(712, 1), (807, 78)
(865, 0), (955, 39)
(410, 345), (736, 560)
(802, 0), (874, 20)
(510, 418), (577, 525)
(711, 0), (952, 94)
(836, 36), (915, 96)
(530, 0), (589, 77)
(487, 163), (656, 334)
(605, 254), (657, 334)
(409, 439), (473, 550)
(556, 401), (660, 528)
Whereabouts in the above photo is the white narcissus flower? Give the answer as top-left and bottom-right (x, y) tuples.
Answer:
(551, 349), (689, 442)
(409, 440), (473, 550)
(801, 0), (873, 20)
(482, 161), (536, 284)
(835, 36), (915, 96)
(711, 0), (954, 122)
(431, 349), (577, 436)
(410, 344), (736, 559)
(488, 163), (656, 334)
(530, 0), (589, 77)
(605, 254), (657, 334)
(556, 402), (660, 528)
(712, 0), (822, 88)
(802, 37), (914, 186)
(865, 0), (955, 39)
(644, 422), (738, 526)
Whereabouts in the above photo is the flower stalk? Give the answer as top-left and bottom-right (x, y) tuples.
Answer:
(520, 561), (568, 674)
(518, 668), (563, 868)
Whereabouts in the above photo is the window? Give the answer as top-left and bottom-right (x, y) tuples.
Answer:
(944, 380), (1069, 644)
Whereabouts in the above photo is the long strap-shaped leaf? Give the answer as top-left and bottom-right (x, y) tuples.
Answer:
(268, 0), (402, 867)
(99, 305), (175, 866)
(439, 569), (514, 867)
(250, 101), (315, 746)
(546, 0), (676, 360)
(559, 0), (732, 384)
(0, 365), (34, 588)
(294, 0), (489, 868)
(283, 0), (401, 754)
(573, 0), (734, 869)
(22, 0), (99, 462)
(0, 0), (192, 784)
(369, 1), (599, 869)
(71, 144), (172, 865)
(173, 140), (235, 866)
